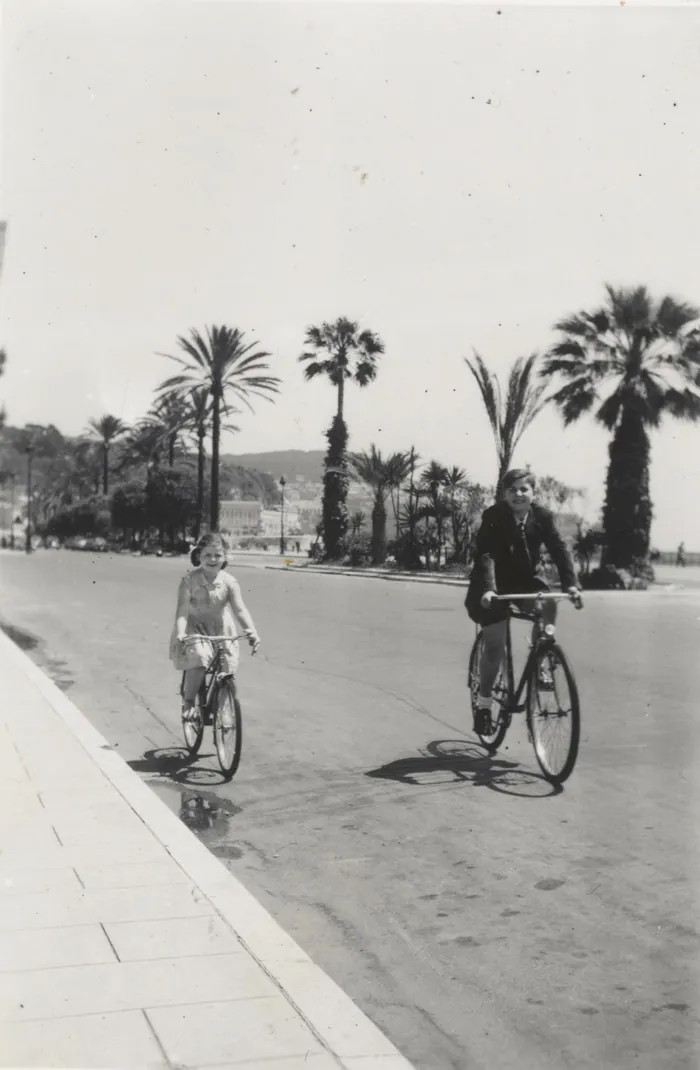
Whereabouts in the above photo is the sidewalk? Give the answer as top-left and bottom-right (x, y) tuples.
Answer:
(0, 629), (415, 1070)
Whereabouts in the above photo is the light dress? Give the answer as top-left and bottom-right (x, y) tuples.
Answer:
(169, 568), (244, 675)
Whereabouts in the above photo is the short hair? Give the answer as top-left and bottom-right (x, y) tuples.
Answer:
(502, 468), (536, 491)
(190, 531), (229, 568)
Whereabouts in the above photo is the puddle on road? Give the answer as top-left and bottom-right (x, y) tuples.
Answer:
(148, 780), (245, 859)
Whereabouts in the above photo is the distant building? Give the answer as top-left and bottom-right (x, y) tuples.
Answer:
(219, 500), (263, 537)
(219, 499), (301, 539)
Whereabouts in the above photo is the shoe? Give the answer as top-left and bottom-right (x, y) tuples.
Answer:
(473, 705), (492, 736)
(537, 664), (554, 690)
(182, 705), (201, 723)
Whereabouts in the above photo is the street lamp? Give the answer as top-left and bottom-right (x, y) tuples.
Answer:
(25, 444), (34, 554)
(279, 475), (286, 555)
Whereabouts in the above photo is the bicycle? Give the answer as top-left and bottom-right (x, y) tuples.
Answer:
(467, 592), (582, 785)
(179, 634), (254, 780)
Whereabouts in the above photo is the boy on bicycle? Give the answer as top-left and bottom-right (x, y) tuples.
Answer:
(465, 468), (581, 735)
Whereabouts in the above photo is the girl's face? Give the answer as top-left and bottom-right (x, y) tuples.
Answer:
(504, 478), (534, 516)
(200, 546), (225, 572)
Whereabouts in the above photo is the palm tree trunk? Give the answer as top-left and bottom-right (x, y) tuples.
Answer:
(496, 455), (509, 501)
(168, 434), (175, 468)
(210, 390), (221, 530)
(337, 376), (345, 420)
(371, 490), (387, 566)
(602, 409), (651, 568)
(195, 426), (205, 540)
(103, 444), (109, 496)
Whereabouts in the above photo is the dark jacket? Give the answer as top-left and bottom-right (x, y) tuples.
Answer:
(465, 501), (577, 623)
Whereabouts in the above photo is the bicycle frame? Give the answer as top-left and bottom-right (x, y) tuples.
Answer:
(180, 634), (243, 709)
(490, 593), (570, 716)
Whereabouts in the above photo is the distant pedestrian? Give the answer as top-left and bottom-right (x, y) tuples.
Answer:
(676, 542), (686, 567)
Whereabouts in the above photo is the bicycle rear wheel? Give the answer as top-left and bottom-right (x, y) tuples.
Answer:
(468, 632), (509, 753)
(181, 680), (204, 757)
(527, 642), (580, 784)
(212, 676), (242, 780)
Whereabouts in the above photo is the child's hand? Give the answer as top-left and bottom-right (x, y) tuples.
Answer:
(246, 631), (261, 655)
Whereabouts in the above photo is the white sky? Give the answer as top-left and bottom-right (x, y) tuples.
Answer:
(1, 1), (699, 547)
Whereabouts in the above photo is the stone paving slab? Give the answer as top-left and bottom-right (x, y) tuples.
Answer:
(0, 628), (417, 1069)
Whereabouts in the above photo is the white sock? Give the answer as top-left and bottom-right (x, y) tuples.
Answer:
(478, 693), (492, 709)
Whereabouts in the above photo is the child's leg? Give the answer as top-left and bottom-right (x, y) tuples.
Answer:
(182, 667), (206, 706)
(479, 620), (507, 699)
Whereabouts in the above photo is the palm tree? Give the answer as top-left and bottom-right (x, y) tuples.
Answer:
(86, 414), (128, 495)
(542, 284), (700, 567)
(149, 393), (191, 468)
(384, 451), (412, 534)
(464, 352), (548, 497)
(350, 510), (366, 537)
(442, 465), (469, 563)
(349, 445), (390, 565)
(180, 386), (240, 540)
(298, 318), (384, 559)
(158, 325), (280, 530)
(0, 348), (6, 429)
(418, 461), (451, 569)
(298, 317), (385, 420)
(118, 419), (165, 476)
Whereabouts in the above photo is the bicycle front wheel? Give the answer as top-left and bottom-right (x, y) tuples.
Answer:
(212, 677), (243, 780)
(468, 632), (509, 753)
(527, 642), (580, 784)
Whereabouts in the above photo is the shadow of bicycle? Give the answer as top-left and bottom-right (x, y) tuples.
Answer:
(366, 739), (562, 798)
(127, 747), (230, 787)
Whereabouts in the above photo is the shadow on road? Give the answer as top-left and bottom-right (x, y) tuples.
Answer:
(366, 739), (562, 798)
(127, 746), (231, 787)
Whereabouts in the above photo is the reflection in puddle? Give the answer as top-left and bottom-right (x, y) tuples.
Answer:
(150, 780), (244, 859)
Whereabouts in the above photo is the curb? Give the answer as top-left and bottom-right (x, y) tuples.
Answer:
(265, 563), (468, 588)
(263, 564), (698, 596)
(0, 629), (416, 1070)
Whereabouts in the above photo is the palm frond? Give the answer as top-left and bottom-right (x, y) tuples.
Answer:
(464, 351), (501, 446)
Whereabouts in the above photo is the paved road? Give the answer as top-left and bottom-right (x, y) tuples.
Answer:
(1, 550), (699, 1070)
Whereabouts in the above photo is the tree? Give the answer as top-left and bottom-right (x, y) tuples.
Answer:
(384, 451), (412, 534)
(418, 461), (451, 569)
(350, 510), (366, 536)
(464, 352), (548, 497)
(86, 414), (128, 495)
(542, 284), (700, 567)
(442, 465), (469, 563)
(0, 348), (6, 428)
(323, 416), (350, 559)
(118, 419), (165, 477)
(158, 325), (280, 530)
(298, 317), (385, 422)
(536, 475), (583, 516)
(298, 318), (384, 558)
(149, 393), (190, 468)
(349, 445), (390, 565)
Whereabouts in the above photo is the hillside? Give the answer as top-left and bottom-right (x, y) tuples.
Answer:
(220, 450), (325, 483)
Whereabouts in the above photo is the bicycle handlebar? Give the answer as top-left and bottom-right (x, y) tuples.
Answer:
(490, 592), (575, 602)
(181, 633), (252, 644)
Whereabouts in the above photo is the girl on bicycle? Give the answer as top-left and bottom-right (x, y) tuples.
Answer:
(465, 469), (580, 735)
(170, 532), (261, 721)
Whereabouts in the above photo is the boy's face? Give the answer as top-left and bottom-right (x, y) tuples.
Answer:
(504, 478), (534, 515)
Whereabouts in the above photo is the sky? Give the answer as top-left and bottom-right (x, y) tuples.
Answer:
(1, 0), (699, 547)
